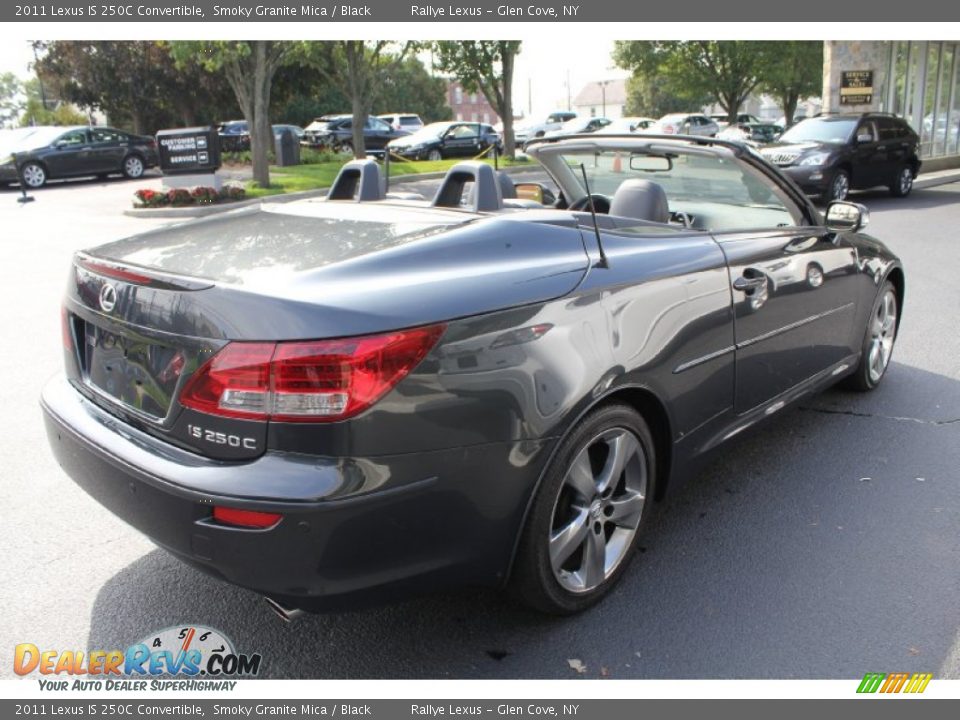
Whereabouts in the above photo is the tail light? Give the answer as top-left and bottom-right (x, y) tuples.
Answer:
(663, 126), (675, 134)
(180, 324), (445, 422)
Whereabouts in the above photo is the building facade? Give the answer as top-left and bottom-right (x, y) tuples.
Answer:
(572, 79), (627, 120)
(446, 81), (500, 125)
(823, 40), (960, 170)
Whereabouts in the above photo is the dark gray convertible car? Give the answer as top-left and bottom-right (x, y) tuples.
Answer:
(41, 135), (903, 616)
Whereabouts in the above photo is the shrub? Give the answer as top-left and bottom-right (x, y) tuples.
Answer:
(133, 184), (246, 209)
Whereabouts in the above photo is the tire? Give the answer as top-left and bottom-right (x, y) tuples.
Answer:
(889, 164), (914, 198)
(844, 281), (898, 392)
(336, 142), (353, 155)
(821, 168), (850, 203)
(122, 155), (145, 179)
(512, 403), (657, 614)
(426, 149), (443, 162)
(20, 162), (46, 188)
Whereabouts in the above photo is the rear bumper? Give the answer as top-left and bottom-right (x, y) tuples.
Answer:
(41, 375), (547, 610)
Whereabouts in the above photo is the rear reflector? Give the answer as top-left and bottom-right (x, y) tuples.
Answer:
(212, 506), (282, 529)
(179, 324), (445, 422)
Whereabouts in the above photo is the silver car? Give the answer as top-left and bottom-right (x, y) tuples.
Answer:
(648, 113), (720, 137)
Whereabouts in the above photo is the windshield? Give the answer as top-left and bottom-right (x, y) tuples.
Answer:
(402, 122), (451, 141)
(780, 118), (856, 144)
(0, 127), (66, 154)
(547, 148), (802, 232)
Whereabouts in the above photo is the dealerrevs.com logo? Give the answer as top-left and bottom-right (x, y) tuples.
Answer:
(15, 625), (262, 691)
(856, 672), (933, 694)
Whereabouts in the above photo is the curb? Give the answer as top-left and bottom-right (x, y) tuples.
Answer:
(122, 164), (534, 219)
(914, 169), (960, 190)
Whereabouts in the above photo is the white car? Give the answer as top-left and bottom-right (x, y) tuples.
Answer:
(598, 116), (657, 134)
(648, 113), (720, 137)
(377, 113), (424, 133)
(543, 116), (611, 138)
(514, 111), (578, 144)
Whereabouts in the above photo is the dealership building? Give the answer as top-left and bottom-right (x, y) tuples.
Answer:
(823, 40), (960, 170)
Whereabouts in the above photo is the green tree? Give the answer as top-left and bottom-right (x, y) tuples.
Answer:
(170, 41), (292, 187)
(298, 41), (414, 158)
(757, 42), (823, 127)
(432, 41), (521, 157)
(1, 73), (24, 127)
(373, 56), (450, 123)
(624, 73), (710, 119)
(35, 41), (233, 133)
(18, 78), (87, 127)
(614, 41), (768, 123)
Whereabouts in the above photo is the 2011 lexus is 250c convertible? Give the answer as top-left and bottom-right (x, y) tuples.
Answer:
(42, 134), (904, 617)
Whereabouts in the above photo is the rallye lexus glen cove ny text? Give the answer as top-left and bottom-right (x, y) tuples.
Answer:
(42, 134), (903, 616)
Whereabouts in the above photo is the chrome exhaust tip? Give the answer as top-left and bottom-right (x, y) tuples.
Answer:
(264, 596), (305, 623)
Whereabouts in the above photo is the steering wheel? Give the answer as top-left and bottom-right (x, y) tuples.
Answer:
(568, 194), (612, 214)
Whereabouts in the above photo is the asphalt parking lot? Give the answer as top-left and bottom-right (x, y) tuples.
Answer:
(1, 172), (957, 680)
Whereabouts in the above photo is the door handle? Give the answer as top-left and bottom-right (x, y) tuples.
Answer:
(733, 275), (767, 292)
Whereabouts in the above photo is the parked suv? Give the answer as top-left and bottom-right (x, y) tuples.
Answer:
(759, 113), (921, 202)
(514, 111), (578, 144)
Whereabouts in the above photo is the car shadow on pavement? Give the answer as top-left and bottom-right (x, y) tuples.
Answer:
(86, 362), (960, 680)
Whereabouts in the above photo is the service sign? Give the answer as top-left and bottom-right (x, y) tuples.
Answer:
(840, 70), (874, 105)
(156, 126), (221, 174)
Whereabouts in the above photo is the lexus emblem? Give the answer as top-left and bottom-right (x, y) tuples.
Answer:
(99, 283), (118, 313)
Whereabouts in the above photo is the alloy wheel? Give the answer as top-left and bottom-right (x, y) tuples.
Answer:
(21, 163), (46, 188)
(549, 427), (648, 594)
(898, 167), (913, 195)
(832, 171), (849, 201)
(124, 156), (144, 178)
(868, 289), (897, 384)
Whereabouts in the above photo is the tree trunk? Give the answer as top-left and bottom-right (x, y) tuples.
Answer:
(346, 42), (368, 159)
(501, 47), (516, 158)
(251, 42), (273, 188)
(782, 93), (799, 127)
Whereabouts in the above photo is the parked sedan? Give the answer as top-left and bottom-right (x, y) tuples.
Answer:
(598, 117), (657, 134)
(717, 121), (784, 146)
(387, 121), (501, 161)
(648, 113), (720, 137)
(42, 134), (902, 617)
(302, 114), (409, 154)
(543, 116), (612, 139)
(0, 125), (158, 188)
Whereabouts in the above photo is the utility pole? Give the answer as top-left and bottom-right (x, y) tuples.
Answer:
(31, 42), (47, 111)
(599, 80), (610, 116)
(528, 77), (532, 115)
(566, 69), (571, 111)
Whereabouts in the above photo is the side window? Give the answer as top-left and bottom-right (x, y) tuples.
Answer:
(91, 128), (122, 144)
(56, 130), (88, 146)
(877, 118), (898, 141)
(856, 121), (877, 142)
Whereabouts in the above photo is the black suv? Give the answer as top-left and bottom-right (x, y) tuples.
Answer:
(759, 113), (921, 203)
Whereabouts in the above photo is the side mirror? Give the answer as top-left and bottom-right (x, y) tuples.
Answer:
(856, 133), (873, 144)
(825, 201), (869, 234)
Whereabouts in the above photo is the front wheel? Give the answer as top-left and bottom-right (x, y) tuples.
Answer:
(20, 162), (47, 188)
(889, 165), (914, 197)
(122, 154), (145, 179)
(336, 142), (353, 156)
(426, 149), (443, 162)
(845, 281), (898, 391)
(822, 168), (850, 203)
(511, 403), (656, 614)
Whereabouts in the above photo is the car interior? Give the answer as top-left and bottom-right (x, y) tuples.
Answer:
(324, 139), (807, 235)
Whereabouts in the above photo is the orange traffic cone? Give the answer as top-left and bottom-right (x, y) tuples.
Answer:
(612, 152), (623, 173)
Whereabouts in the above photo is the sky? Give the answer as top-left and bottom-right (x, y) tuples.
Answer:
(0, 38), (629, 121)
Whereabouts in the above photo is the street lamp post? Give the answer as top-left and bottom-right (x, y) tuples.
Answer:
(599, 80), (610, 117)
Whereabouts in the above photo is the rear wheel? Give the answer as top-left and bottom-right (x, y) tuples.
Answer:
(512, 403), (656, 614)
(20, 162), (47, 188)
(122, 154), (145, 179)
(845, 281), (898, 391)
(889, 165), (914, 197)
